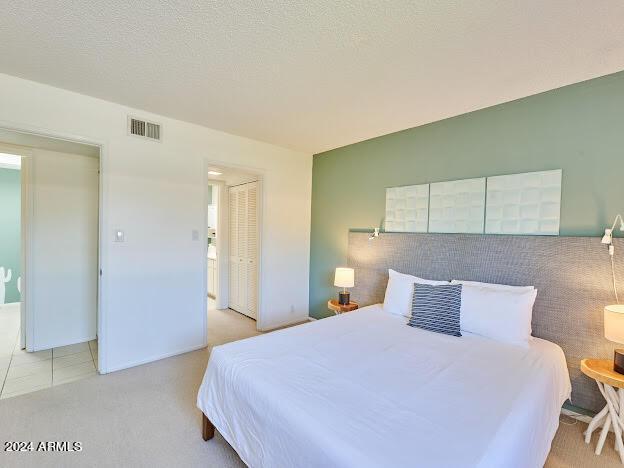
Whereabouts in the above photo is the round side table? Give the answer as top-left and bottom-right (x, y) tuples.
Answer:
(327, 299), (358, 315)
(581, 358), (624, 464)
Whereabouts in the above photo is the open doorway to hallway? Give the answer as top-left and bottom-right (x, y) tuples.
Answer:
(205, 164), (262, 345)
(0, 130), (100, 399)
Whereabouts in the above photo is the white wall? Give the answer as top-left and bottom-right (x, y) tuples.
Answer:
(0, 73), (312, 373)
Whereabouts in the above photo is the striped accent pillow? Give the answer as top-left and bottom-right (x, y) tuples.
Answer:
(408, 283), (462, 337)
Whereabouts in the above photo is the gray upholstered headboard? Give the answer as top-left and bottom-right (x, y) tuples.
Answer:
(348, 231), (624, 413)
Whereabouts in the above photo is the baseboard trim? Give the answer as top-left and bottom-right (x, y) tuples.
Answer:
(258, 315), (309, 332)
(102, 343), (207, 374)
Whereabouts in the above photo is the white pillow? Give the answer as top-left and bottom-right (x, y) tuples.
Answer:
(451, 279), (535, 292)
(383, 269), (449, 317)
(458, 283), (537, 347)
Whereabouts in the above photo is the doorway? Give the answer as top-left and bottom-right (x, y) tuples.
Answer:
(205, 164), (262, 347)
(0, 133), (100, 399)
(207, 181), (219, 314)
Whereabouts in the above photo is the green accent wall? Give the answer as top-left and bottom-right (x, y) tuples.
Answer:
(310, 71), (624, 319)
(0, 167), (21, 304)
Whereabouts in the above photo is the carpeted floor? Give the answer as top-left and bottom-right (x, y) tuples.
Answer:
(0, 308), (620, 467)
(547, 417), (621, 468)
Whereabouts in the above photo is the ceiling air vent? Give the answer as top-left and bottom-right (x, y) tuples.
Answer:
(128, 116), (161, 142)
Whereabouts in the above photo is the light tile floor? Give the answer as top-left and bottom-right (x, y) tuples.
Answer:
(0, 303), (98, 399)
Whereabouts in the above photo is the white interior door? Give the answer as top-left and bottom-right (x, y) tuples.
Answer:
(228, 182), (258, 319)
(28, 149), (98, 350)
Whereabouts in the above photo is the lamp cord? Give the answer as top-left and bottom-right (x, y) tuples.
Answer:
(612, 253), (620, 304)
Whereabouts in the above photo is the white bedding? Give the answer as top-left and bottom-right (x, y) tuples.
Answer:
(197, 304), (571, 468)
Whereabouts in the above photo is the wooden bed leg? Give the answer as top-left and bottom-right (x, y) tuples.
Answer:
(202, 413), (215, 441)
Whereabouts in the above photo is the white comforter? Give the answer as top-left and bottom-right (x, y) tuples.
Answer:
(197, 304), (571, 468)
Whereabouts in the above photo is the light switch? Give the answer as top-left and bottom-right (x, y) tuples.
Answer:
(192, 229), (199, 241)
(114, 229), (125, 242)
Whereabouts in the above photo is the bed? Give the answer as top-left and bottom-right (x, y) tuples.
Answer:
(197, 304), (571, 468)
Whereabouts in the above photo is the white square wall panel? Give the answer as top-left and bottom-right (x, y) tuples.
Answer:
(485, 169), (562, 235)
(385, 184), (429, 232)
(428, 178), (486, 233)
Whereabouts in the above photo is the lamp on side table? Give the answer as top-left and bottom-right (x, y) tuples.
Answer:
(582, 305), (624, 463)
(334, 267), (354, 305)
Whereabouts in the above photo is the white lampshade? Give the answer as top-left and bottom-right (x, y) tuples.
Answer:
(604, 305), (624, 344)
(334, 267), (354, 288)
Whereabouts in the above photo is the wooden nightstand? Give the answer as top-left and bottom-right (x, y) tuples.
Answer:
(581, 358), (624, 462)
(327, 299), (358, 315)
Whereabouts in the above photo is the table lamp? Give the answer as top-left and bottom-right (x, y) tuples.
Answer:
(334, 267), (354, 305)
(604, 305), (624, 373)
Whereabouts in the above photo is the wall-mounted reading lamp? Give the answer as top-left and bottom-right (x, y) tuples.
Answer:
(368, 228), (380, 240)
(602, 214), (624, 304)
(602, 214), (624, 254)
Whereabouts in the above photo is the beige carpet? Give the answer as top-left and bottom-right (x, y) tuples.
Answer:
(547, 418), (622, 468)
(0, 308), (620, 467)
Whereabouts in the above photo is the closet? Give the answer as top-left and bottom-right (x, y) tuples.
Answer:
(228, 181), (258, 319)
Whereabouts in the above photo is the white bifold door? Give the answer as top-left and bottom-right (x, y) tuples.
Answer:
(228, 181), (258, 319)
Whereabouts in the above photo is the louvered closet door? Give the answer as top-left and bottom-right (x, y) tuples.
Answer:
(229, 187), (240, 310)
(228, 182), (258, 319)
(237, 185), (248, 314)
(245, 182), (258, 318)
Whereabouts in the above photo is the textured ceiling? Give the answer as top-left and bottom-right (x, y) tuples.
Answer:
(1, 1), (624, 154)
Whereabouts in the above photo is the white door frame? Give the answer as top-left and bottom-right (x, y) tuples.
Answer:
(0, 142), (33, 350)
(20, 151), (32, 351)
(202, 159), (264, 333)
(206, 179), (228, 310)
(0, 121), (109, 373)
